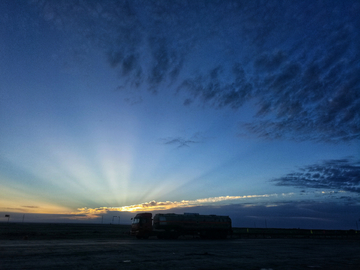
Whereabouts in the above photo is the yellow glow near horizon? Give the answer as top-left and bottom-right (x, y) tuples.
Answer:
(73, 193), (295, 217)
(0, 199), (73, 215)
(0, 185), (73, 214)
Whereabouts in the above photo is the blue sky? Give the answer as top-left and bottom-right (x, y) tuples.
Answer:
(0, 0), (359, 229)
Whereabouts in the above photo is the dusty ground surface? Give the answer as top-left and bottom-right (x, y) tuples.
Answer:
(0, 223), (359, 269)
(1, 238), (359, 269)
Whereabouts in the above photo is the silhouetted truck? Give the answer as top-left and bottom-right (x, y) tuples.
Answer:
(131, 212), (232, 239)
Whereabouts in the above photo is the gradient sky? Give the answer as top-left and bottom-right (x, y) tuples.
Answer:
(1, 0), (359, 229)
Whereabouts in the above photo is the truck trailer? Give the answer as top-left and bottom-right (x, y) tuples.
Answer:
(131, 212), (232, 239)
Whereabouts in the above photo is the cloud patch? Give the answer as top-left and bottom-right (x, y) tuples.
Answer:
(160, 132), (205, 148)
(272, 158), (360, 193)
(31, 1), (360, 142)
(75, 193), (292, 215)
(161, 137), (199, 148)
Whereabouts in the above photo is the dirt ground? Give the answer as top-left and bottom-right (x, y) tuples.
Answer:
(0, 223), (359, 269)
(1, 238), (359, 270)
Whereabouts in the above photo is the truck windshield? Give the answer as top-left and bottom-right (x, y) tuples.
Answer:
(132, 218), (141, 224)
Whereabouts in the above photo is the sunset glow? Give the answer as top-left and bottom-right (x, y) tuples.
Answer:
(1, 0), (359, 229)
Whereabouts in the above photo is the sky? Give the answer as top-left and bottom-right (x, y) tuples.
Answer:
(0, 0), (359, 229)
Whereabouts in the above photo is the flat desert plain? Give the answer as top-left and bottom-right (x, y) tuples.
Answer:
(1, 223), (359, 269)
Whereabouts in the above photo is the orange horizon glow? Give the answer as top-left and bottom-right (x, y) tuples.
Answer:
(73, 193), (295, 217)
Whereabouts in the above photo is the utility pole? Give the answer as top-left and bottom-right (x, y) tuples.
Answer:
(112, 216), (117, 224)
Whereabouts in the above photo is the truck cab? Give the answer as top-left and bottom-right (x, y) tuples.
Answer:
(130, 213), (153, 239)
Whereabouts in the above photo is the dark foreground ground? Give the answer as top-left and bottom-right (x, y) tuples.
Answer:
(1, 223), (359, 269)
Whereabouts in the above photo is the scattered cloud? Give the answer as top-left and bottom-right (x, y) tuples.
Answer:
(160, 132), (206, 148)
(4, 208), (27, 212)
(177, 63), (253, 109)
(30, 1), (360, 143)
(74, 207), (108, 219)
(3, 200), (358, 229)
(74, 193), (293, 216)
(5, 206), (39, 212)
(76, 198), (359, 229)
(272, 158), (360, 193)
(161, 137), (198, 148)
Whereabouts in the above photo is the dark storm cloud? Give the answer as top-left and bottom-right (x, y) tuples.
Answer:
(272, 158), (360, 193)
(31, 0), (360, 142)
